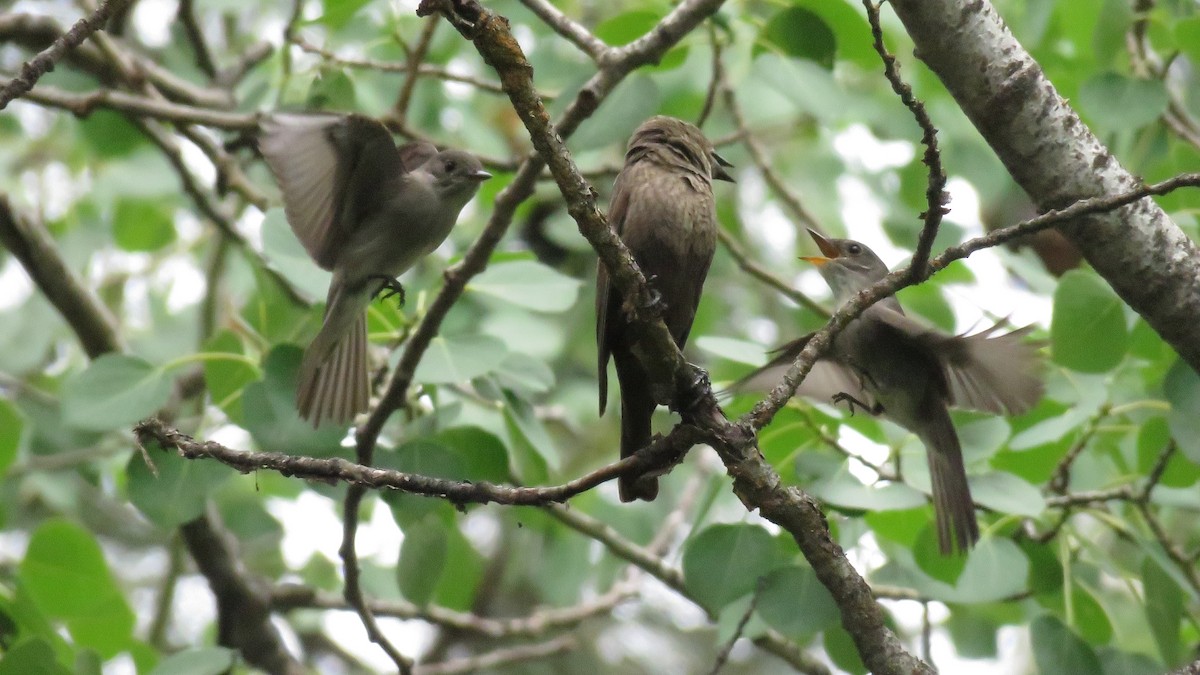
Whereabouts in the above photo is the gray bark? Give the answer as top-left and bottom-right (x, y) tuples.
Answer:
(889, 0), (1200, 372)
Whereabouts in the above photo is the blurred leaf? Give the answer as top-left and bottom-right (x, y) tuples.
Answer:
(756, 7), (836, 69)
(1098, 647), (1163, 675)
(147, 648), (237, 675)
(307, 69), (357, 112)
(1071, 582), (1113, 644)
(1031, 614), (1102, 675)
(1163, 360), (1200, 464)
(112, 199), (175, 252)
(241, 346), (346, 455)
(696, 336), (767, 366)
(969, 472), (1046, 517)
(0, 638), (71, 675)
(62, 355), (172, 432)
(501, 390), (554, 483)
(571, 75), (661, 151)
(1176, 17), (1200, 64)
(1078, 73), (1168, 134)
(824, 626), (867, 675)
(492, 352), (555, 395)
(467, 259), (582, 312)
(19, 520), (134, 658)
(397, 515), (448, 607)
(1143, 556), (1182, 666)
(1051, 270), (1128, 372)
(756, 565), (839, 636)
(78, 111), (143, 158)
(201, 330), (261, 425)
(316, 0), (371, 29)
(0, 399), (25, 475)
(415, 334), (508, 384)
(432, 426), (510, 483)
(945, 609), (1000, 659)
(683, 524), (781, 613)
(126, 443), (233, 529)
(260, 208), (330, 301)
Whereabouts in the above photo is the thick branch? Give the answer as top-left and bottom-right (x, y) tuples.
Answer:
(889, 0), (1200, 372)
(0, 196), (122, 358)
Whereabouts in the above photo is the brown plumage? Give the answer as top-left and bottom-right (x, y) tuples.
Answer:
(596, 116), (734, 502)
(733, 230), (1044, 554)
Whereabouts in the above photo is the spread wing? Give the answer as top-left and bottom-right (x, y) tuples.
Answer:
(397, 140), (438, 172)
(729, 334), (875, 409)
(259, 114), (403, 270)
(872, 309), (1044, 415)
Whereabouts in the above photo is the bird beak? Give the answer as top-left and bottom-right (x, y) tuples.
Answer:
(801, 229), (839, 265)
(470, 169), (492, 182)
(711, 152), (736, 183)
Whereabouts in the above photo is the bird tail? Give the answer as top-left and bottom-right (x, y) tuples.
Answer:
(921, 408), (979, 555)
(618, 388), (658, 502)
(296, 315), (369, 428)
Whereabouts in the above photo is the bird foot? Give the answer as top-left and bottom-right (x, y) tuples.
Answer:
(368, 275), (406, 308)
(640, 276), (665, 318)
(831, 392), (880, 416)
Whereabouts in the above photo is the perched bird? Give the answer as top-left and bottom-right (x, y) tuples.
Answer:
(734, 229), (1043, 554)
(596, 116), (735, 502)
(259, 113), (490, 427)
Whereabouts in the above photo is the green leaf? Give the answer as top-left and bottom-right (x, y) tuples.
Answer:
(241, 346), (347, 455)
(1143, 556), (1182, 665)
(0, 399), (25, 475)
(696, 336), (767, 366)
(1163, 360), (1200, 465)
(969, 471), (1046, 517)
(1176, 18), (1200, 65)
(126, 443), (233, 529)
(824, 625), (867, 675)
(112, 199), (175, 252)
(307, 68), (357, 112)
(467, 260), (582, 312)
(147, 648), (237, 675)
(1050, 270), (1128, 373)
(501, 390), (554, 483)
(316, 0), (370, 29)
(1071, 582), (1113, 644)
(432, 426), (510, 483)
(810, 475), (927, 512)
(1078, 73), (1169, 134)
(594, 9), (663, 45)
(414, 334), (508, 384)
(62, 355), (173, 432)
(201, 330), (261, 425)
(397, 515), (448, 607)
(1098, 647), (1163, 675)
(0, 638), (71, 675)
(683, 524), (781, 613)
(259, 208), (331, 302)
(948, 538), (1029, 603)
(571, 74), (662, 151)
(492, 352), (555, 395)
(1031, 614), (1102, 675)
(756, 6), (836, 69)
(78, 110), (143, 158)
(756, 565), (839, 636)
(19, 520), (135, 658)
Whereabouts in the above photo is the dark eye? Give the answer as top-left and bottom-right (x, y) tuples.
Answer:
(445, 160), (457, 172)
(847, 243), (862, 255)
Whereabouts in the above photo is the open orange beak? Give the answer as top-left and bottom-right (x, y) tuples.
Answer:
(800, 228), (839, 265)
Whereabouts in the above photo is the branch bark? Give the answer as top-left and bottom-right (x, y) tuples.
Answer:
(889, 0), (1200, 372)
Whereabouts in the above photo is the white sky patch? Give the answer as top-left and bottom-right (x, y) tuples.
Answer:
(443, 58), (477, 100)
(240, 207), (267, 251)
(267, 490), (405, 569)
(159, 255), (208, 311)
(0, 258), (33, 311)
(438, 107), (465, 134)
(326, 612), (437, 670)
(131, 0), (174, 48)
(834, 124), (915, 172)
(737, 168), (797, 267)
(512, 23), (538, 55)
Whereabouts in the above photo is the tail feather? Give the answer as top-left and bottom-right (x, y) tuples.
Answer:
(297, 316), (369, 427)
(618, 385), (658, 502)
(921, 408), (979, 555)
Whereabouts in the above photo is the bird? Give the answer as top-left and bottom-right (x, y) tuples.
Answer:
(596, 115), (735, 502)
(258, 113), (490, 427)
(733, 229), (1043, 554)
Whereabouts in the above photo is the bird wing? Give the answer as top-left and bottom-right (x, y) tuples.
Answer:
(730, 334), (875, 408)
(259, 114), (406, 270)
(596, 172), (634, 416)
(871, 308), (1044, 415)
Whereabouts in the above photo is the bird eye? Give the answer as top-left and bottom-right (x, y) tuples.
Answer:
(445, 160), (457, 172)
(847, 243), (862, 255)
